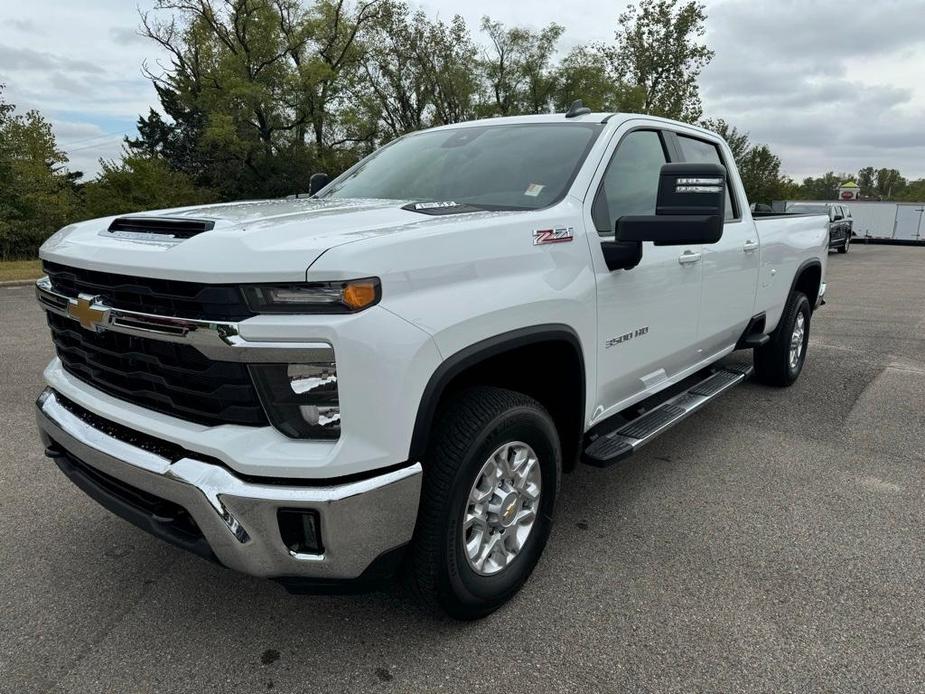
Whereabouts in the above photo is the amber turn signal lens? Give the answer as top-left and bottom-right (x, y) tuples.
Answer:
(343, 281), (379, 310)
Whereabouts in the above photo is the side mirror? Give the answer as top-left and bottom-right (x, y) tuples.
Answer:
(308, 172), (331, 196)
(615, 162), (726, 246)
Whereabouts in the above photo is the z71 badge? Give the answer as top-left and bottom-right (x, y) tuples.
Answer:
(533, 226), (574, 245)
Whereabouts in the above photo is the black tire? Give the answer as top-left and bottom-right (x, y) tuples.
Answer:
(753, 291), (811, 387)
(838, 235), (850, 254)
(407, 386), (561, 619)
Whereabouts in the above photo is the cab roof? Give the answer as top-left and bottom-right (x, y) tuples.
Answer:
(422, 112), (723, 141)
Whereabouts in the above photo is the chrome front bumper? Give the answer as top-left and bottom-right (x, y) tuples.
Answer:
(36, 389), (422, 581)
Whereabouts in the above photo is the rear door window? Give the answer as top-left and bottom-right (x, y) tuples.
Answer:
(676, 135), (737, 221)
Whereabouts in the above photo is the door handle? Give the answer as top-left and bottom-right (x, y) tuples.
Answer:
(743, 240), (759, 253)
(678, 250), (702, 265)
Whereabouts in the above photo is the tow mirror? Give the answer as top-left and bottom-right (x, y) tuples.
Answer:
(309, 172), (331, 196)
(615, 162), (726, 246)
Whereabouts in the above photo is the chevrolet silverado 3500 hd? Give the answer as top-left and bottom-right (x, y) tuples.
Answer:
(34, 108), (828, 619)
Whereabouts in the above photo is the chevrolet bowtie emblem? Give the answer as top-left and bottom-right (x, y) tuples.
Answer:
(67, 294), (110, 332)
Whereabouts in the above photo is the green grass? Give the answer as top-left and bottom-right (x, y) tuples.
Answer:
(0, 259), (43, 282)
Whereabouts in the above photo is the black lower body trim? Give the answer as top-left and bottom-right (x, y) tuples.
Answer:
(274, 545), (408, 595)
(46, 441), (218, 564)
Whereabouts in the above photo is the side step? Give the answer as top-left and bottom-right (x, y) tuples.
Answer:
(582, 365), (753, 468)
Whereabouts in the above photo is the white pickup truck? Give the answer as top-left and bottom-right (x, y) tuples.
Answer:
(34, 107), (828, 619)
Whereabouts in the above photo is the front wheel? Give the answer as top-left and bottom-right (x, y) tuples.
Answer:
(408, 387), (561, 619)
(838, 235), (850, 253)
(754, 290), (811, 387)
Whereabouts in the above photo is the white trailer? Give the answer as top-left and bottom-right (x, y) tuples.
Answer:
(785, 200), (925, 242)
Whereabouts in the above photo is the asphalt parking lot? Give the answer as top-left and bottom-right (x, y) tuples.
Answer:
(1, 244), (923, 693)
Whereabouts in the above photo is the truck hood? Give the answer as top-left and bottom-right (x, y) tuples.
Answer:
(39, 197), (496, 283)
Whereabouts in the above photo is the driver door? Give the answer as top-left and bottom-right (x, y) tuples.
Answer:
(586, 127), (703, 426)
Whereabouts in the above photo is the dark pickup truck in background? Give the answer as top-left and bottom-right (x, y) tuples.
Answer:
(789, 203), (853, 253)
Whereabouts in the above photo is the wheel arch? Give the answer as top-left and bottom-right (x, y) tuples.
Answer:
(409, 324), (586, 471)
(790, 258), (823, 310)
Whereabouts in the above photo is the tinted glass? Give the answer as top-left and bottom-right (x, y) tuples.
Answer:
(677, 135), (736, 220)
(789, 204), (829, 215)
(323, 124), (602, 210)
(592, 130), (667, 233)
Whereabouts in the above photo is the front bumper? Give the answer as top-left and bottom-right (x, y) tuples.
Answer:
(36, 388), (422, 582)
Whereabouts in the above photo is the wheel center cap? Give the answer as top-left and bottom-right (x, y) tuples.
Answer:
(497, 490), (520, 526)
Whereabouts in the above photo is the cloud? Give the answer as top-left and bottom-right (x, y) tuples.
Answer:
(2, 0), (925, 182)
(4, 18), (39, 33)
(0, 44), (105, 75)
(110, 26), (148, 46)
(699, 0), (925, 178)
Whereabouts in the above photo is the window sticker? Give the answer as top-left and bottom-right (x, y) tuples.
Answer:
(524, 183), (545, 197)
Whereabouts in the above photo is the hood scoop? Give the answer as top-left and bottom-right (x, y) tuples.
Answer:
(106, 216), (216, 240)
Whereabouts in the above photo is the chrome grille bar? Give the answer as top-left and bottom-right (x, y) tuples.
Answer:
(35, 276), (333, 364)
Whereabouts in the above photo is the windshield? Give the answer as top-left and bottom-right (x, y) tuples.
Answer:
(789, 204), (829, 214)
(322, 123), (603, 210)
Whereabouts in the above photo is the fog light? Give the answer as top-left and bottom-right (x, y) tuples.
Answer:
(250, 362), (340, 439)
(278, 509), (323, 555)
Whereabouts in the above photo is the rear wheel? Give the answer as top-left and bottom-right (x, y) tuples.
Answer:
(408, 387), (560, 619)
(754, 291), (811, 387)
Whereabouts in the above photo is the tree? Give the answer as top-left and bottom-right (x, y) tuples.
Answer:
(796, 172), (842, 201)
(357, 2), (430, 139)
(416, 14), (480, 126)
(0, 86), (78, 259)
(875, 168), (906, 199)
(598, 0), (713, 122)
(81, 153), (217, 219)
(554, 46), (644, 112)
(127, 84), (212, 185)
(136, 0), (386, 199)
(479, 18), (564, 117)
(700, 118), (750, 162)
(895, 179), (925, 202)
(737, 145), (794, 205)
(699, 118), (792, 204)
(857, 166), (875, 198)
(355, 3), (479, 139)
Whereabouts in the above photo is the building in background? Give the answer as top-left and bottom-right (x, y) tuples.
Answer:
(838, 180), (860, 201)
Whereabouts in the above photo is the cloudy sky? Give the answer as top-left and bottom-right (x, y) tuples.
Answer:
(2, 0), (924, 181)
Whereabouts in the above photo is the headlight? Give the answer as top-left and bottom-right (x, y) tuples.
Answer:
(242, 278), (381, 314)
(250, 362), (340, 439)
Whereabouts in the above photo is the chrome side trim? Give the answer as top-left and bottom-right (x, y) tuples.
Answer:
(35, 276), (333, 363)
(36, 389), (422, 579)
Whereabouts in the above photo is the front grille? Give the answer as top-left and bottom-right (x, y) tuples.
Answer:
(48, 311), (268, 427)
(43, 261), (254, 321)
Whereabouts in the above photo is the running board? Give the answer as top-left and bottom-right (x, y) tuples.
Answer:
(582, 365), (753, 467)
